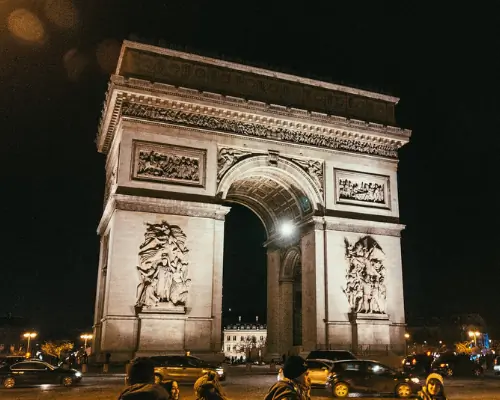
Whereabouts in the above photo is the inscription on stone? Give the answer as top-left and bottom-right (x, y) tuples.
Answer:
(135, 221), (191, 313)
(343, 236), (386, 315)
(132, 141), (206, 187)
(119, 47), (395, 125)
(334, 169), (390, 209)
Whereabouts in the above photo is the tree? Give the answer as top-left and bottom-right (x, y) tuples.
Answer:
(41, 341), (74, 359)
(454, 341), (472, 354)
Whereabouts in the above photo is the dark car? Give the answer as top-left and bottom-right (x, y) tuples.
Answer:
(431, 352), (482, 377)
(306, 350), (357, 363)
(326, 359), (421, 398)
(0, 360), (82, 388)
(149, 355), (225, 383)
(402, 353), (434, 376)
(0, 356), (26, 367)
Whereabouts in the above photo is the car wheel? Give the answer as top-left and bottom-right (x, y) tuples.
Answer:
(154, 374), (162, 384)
(473, 368), (483, 377)
(447, 368), (454, 377)
(62, 376), (74, 387)
(333, 382), (349, 398)
(2, 377), (15, 389)
(396, 383), (411, 398)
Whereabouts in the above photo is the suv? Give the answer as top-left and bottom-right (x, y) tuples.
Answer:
(306, 350), (357, 363)
(150, 355), (225, 383)
(431, 353), (483, 377)
(402, 353), (434, 376)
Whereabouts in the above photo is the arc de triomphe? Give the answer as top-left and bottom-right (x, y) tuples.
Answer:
(92, 41), (411, 362)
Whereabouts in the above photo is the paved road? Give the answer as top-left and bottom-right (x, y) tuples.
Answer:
(0, 373), (499, 399)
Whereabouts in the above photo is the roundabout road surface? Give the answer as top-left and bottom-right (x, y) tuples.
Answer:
(0, 371), (499, 399)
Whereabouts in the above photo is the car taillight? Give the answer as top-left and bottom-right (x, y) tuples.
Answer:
(412, 359), (417, 365)
(495, 359), (498, 365)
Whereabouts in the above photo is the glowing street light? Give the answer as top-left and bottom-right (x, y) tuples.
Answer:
(280, 221), (294, 237)
(468, 331), (481, 347)
(23, 332), (37, 357)
(80, 334), (93, 349)
(404, 333), (410, 355)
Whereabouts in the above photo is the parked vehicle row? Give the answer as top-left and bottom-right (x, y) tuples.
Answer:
(402, 351), (484, 378)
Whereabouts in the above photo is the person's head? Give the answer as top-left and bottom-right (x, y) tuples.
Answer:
(162, 380), (179, 399)
(282, 355), (309, 386)
(426, 373), (444, 396)
(127, 357), (155, 385)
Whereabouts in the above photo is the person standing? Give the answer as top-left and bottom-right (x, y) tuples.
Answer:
(264, 355), (311, 400)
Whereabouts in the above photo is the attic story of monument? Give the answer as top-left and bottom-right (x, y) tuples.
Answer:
(92, 40), (411, 362)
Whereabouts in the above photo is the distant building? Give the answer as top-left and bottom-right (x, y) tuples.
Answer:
(223, 316), (266, 361)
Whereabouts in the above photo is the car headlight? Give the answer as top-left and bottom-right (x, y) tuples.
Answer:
(439, 363), (447, 368)
(75, 371), (82, 377)
(411, 377), (420, 384)
(216, 368), (224, 376)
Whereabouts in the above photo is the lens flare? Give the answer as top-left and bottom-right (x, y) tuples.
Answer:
(7, 9), (45, 43)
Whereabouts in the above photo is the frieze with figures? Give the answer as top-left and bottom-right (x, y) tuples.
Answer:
(132, 141), (206, 187)
(343, 236), (386, 315)
(135, 220), (191, 313)
(335, 169), (390, 209)
(121, 102), (399, 159)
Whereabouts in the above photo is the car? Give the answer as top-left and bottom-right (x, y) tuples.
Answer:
(431, 352), (483, 377)
(306, 350), (357, 363)
(0, 360), (82, 388)
(0, 356), (26, 367)
(277, 359), (334, 386)
(402, 353), (434, 376)
(149, 355), (225, 383)
(494, 356), (500, 375)
(326, 359), (421, 398)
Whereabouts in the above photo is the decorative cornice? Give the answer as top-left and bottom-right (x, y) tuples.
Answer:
(96, 77), (411, 155)
(118, 100), (401, 159)
(298, 216), (405, 237)
(97, 194), (230, 235)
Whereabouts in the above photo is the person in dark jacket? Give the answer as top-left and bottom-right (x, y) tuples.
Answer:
(417, 373), (447, 400)
(194, 370), (228, 400)
(264, 355), (311, 400)
(118, 358), (171, 400)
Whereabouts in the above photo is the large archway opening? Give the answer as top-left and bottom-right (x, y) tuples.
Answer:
(218, 155), (322, 358)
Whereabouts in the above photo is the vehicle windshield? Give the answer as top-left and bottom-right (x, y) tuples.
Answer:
(187, 356), (204, 366)
(39, 361), (56, 370)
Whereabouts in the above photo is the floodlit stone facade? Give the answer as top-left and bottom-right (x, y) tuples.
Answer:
(93, 40), (411, 362)
(223, 320), (267, 361)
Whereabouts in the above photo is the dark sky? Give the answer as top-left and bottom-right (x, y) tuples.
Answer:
(1, 2), (499, 338)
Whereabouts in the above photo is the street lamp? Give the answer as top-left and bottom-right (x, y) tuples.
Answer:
(468, 331), (481, 347)
(80, 334), (93, 350)
(404, 333), (410, 355)
(23, 332), (37, 357)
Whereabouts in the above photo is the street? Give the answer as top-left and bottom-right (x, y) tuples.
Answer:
(1, 371), (499, 399)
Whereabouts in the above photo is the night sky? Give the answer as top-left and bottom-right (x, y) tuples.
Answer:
(1, 2), (499, 339)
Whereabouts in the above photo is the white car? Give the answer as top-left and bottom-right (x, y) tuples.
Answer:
(494, 356), (500, 375)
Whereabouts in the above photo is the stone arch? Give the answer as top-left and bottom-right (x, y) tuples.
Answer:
(280, 245), (301, 281)
(217, 155), (323, 237)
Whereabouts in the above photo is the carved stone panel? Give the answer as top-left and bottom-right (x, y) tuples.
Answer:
(217, 147), (255, 183)
(334, 169), (390, 209)
(135, 221), (191, 314)
(288, 157), (324, 196)
(132, 141), (207, 187)
(342, 236), (386, 315)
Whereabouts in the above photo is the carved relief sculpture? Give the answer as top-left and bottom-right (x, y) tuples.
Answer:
(289, 157), (324, 195)
(135, 221), (191, 311)
(132, 141), (207, 187)
(121, 102), (400, 159)
(335, 169), (390, 209)
(217, 147), (254, 182)
(342, 236), (386, 314)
